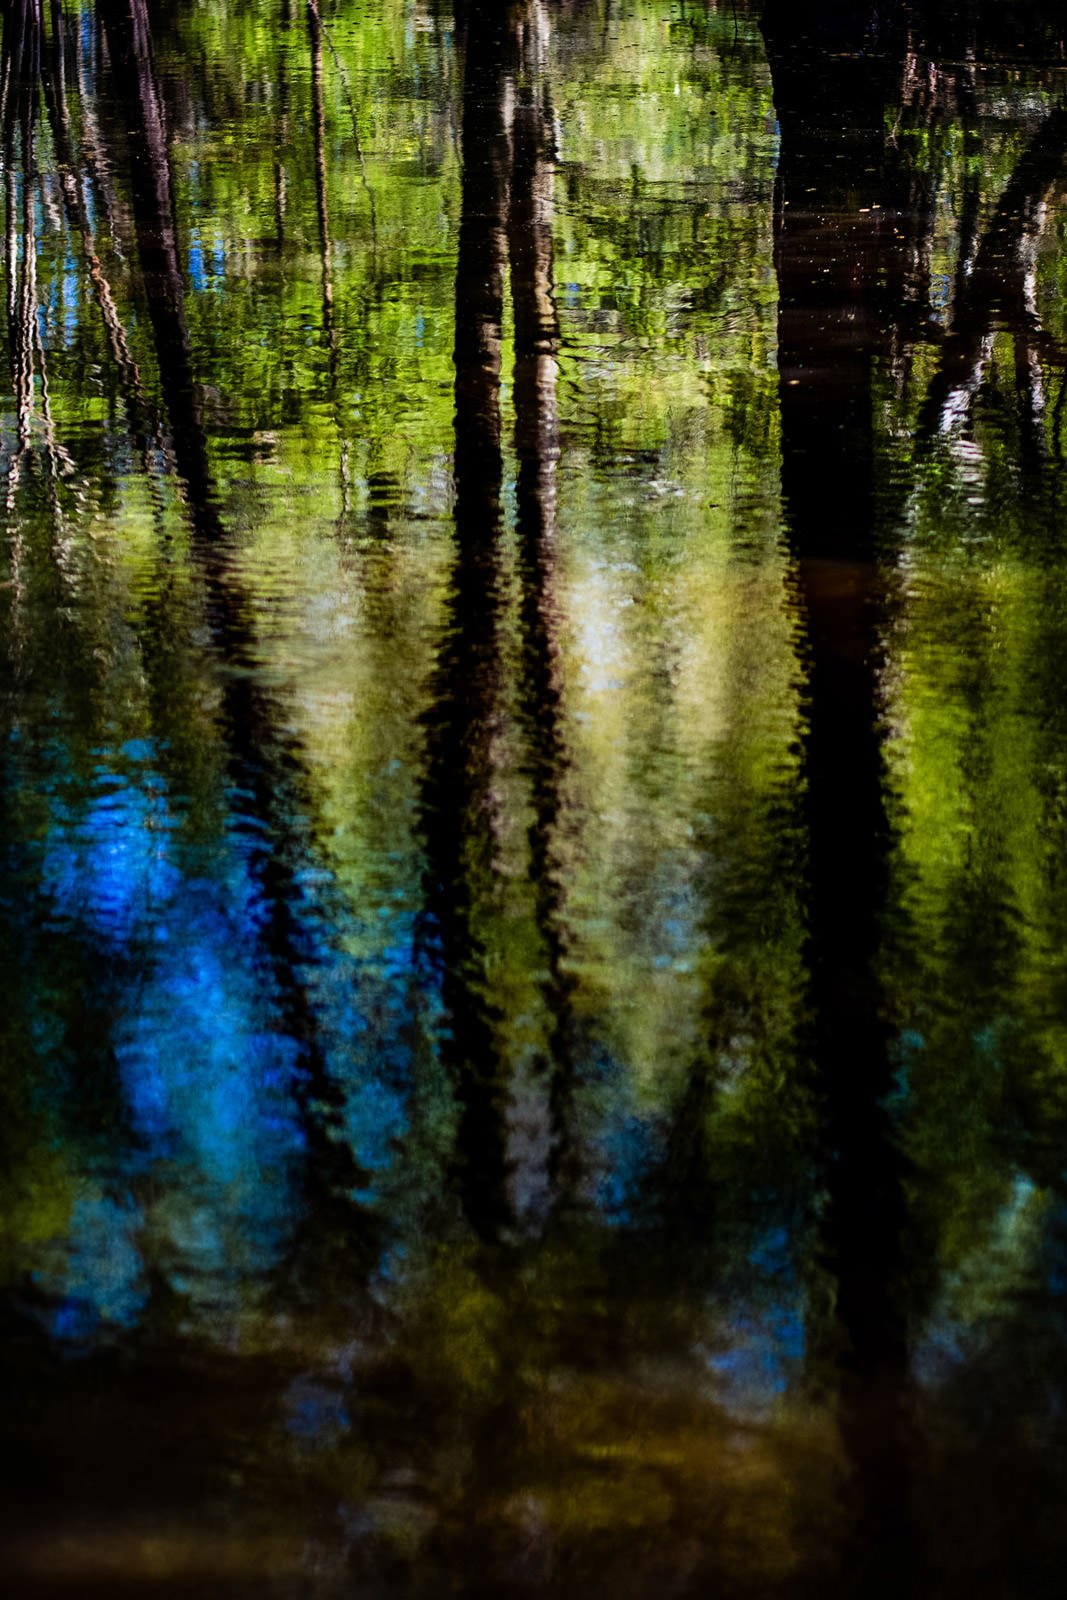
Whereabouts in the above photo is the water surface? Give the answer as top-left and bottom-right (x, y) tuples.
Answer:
(2, 0), (1067, 1594)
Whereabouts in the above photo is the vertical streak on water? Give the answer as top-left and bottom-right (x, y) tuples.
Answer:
(41, 0), (153, 451)
(507, 0), (579, 1213)
(308, 0), (333, 341)
(4, 1), (41, 465)
(96, 0), (370, 1270)
(417, 0), (513, 1241)
(274, 0), (291, 251)
(762, 3), (913, 1593)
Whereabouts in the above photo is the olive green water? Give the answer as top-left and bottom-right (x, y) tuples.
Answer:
(2, 0), (1067, 1594)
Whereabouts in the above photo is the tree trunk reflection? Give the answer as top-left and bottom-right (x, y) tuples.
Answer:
(418, 0), (513, 1240)
(763, 3), (912, 1593)
(98, 0), (371, 1268)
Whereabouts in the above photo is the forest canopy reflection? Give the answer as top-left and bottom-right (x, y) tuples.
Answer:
(1, 0), (1067, 1595)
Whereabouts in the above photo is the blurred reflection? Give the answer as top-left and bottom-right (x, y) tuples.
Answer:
(416, 0), (513, 1239)
(508, 0), (577, 1212)
(101, 0), (376, 1283)
(764, 4), (912, 1592)
(1, 0), (1067, 1595)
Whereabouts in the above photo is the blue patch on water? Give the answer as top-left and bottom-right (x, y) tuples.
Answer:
(42, 778), (181, 944)
(33, 1192), (147, 1341)
(593, 1109), (653, 1225)
(285, 1379), (350, 1446)
(748, 1224), (793, 1279)
(707, 1299), (806, 1414)
(188, 237), (206, 291)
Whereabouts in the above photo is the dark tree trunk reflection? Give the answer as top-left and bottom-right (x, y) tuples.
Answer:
(763, 4), (913, 1593)
(417, 0), (513, 1241)
(918, 97), (1067, 444)
(97, 0), (371, 1268)
(507, 3), (580, 1209)
(3, 0), (43, 470)
(418, 0), (578, 1239)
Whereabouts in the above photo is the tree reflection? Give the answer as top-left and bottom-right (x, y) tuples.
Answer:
(2, 0), (1067, 1592)
(416, 0), (579, 1238)
(764, 0), (1067, 1592)
(762, 6), (913, 1589)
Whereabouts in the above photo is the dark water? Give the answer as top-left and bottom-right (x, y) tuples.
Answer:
(2, 0), (1067, 1593)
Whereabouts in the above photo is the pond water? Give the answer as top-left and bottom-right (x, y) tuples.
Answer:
(2, 0), (1067, 1594)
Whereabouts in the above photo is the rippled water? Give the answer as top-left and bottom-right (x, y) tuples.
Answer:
(2, 0), (1067, 1594)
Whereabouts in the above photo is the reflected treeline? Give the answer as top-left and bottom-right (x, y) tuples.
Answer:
(107, 0), (378, 1269)
(1, 0), (374, 1288)
(764, 1), (1067, 1595)
(2, 0), (1067, 1594)
(118, 0), (375, 1269)
(416, 0), (515, 1238)
(507, 0), (579, 1200)
(762, 7), (913, 1596)
(417, 0), (578, 1237)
